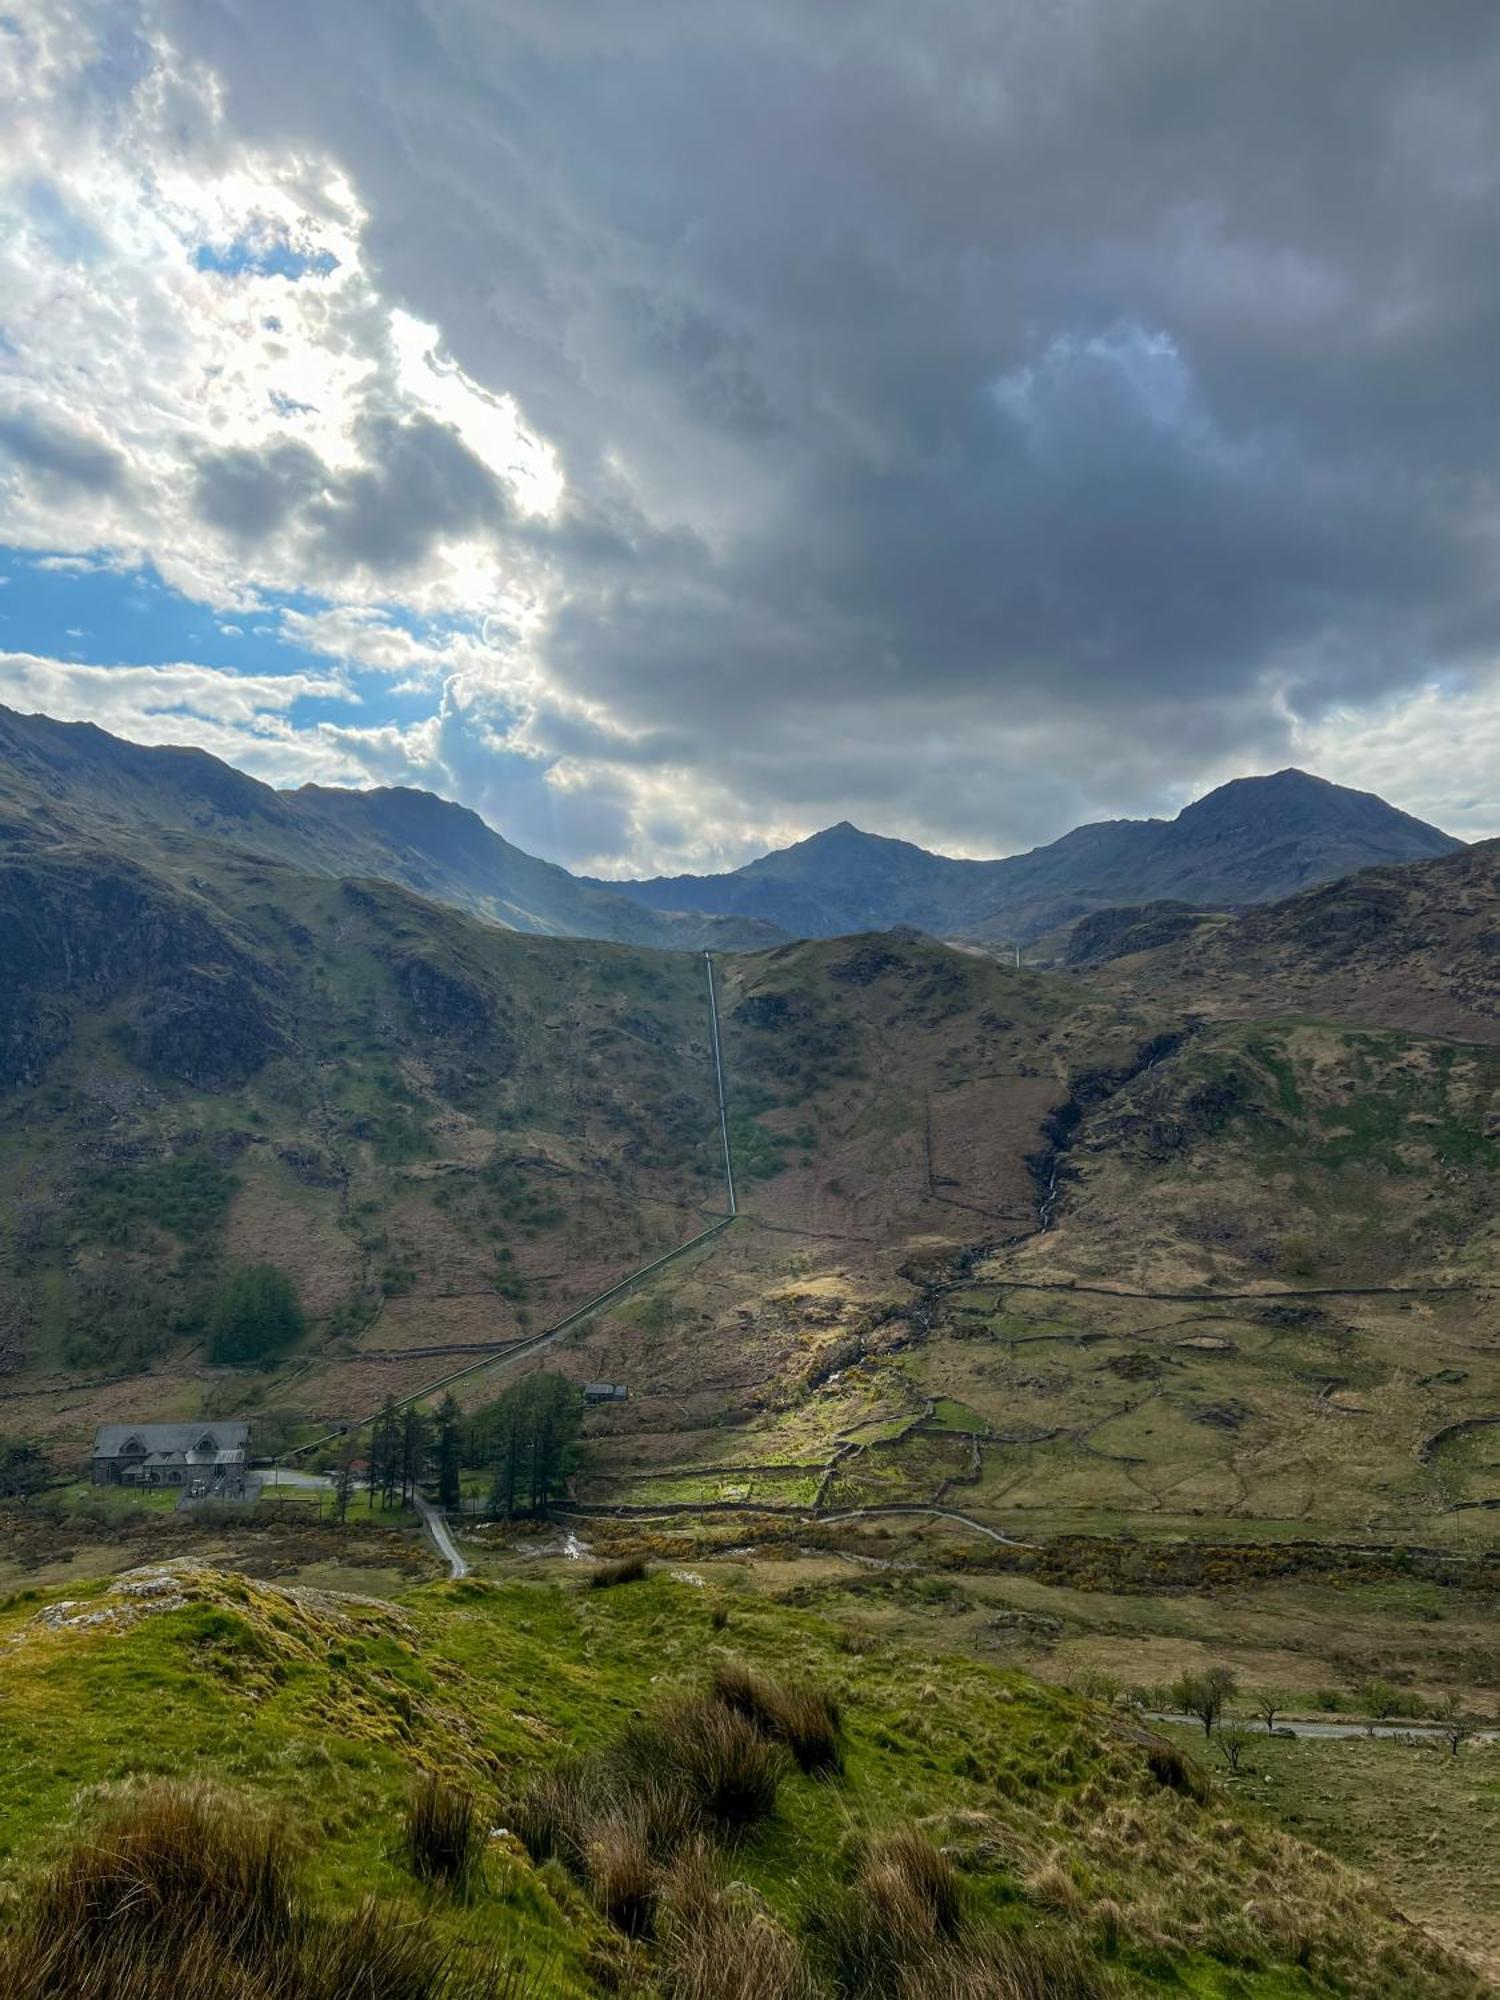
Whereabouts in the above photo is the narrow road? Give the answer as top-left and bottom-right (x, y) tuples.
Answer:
(815, 1502), (1037, 1547)
(1147, 1711), (1496, 1743)
(413, 1493), (469, 1580)
(261, 1465), (470, 1581)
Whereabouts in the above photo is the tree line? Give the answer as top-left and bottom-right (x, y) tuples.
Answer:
(350, 1370), (581, 1521)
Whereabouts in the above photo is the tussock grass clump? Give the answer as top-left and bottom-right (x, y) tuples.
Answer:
(404, 1770), (486, 1897)
(1144, 1738), (1210, 1801)
(0, 1780), (518, 2000)
(863, 1829), (964, 1942)
(590, 1554), (650, 1589)
(582, 1807), (660, 1939)
(507, 1686), (788, 1938)
(709, 1660), (844, 1775)
(808, 1824), (1110, 2000)
(9, 1779), (296, 1971)
(615, 1698), (788, 1839)
(656, 1840), (813, 2000)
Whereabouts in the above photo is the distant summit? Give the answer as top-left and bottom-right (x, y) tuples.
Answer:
(600, 770), (1461, 943)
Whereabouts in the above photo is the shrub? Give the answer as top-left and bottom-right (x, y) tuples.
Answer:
(656, 1840), (813, 2000)
(709, 1661), (844, 1775)
(590, 1554), (650, 1589)
(0, 1780), (518, 1999)
(616, 1699), (787, 1839)
(403, 1770), (485, 1897)
(206, 1264), (305, 1368)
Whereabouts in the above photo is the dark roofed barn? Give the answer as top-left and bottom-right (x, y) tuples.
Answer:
(92, 1422), (250, 1496)
(583, 1382), (629, 1404)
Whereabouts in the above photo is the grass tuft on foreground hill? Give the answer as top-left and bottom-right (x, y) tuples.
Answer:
(0, 1560), (1486, 1998)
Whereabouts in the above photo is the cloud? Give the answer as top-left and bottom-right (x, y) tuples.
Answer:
(2, 0), (1500, 869)
(0, 407), (127, 492)
(192, 440), (325, 544)
(0, 649), (355, 785)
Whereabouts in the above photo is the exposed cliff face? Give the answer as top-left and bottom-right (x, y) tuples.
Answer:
(0, 848), (283, 1090)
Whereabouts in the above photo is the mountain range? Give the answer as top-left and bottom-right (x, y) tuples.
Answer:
(0, 706), (779, 954)
(595, 768), (1462, 943)
(0, 705), (1463, 951)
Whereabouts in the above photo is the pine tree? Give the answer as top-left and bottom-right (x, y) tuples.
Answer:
(486, 1390), (523, 1519)
(369, 1397), (400, 1511)
(399, 1404), (428, 1504)
(332, 1441), (357, 1525)
(436, 1394), (462, 1511)
(474, 1371), (580, 1519)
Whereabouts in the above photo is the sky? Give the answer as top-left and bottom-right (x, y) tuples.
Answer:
(1, 2), (1499, 875)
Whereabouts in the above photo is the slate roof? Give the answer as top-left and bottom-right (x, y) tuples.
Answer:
(93, 1422), (250, 1461)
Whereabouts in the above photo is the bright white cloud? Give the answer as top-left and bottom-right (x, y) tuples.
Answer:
(390, 312), (563, 518)
(0, 649), (358, 785)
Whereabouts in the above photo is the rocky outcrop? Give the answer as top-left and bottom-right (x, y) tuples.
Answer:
(0, 851), (283, 1090)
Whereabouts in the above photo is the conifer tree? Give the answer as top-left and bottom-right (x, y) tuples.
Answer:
(400, 1405), (428, 1504)
(369, 1397), (401, 1511)
(436, 1394), (462, 1511)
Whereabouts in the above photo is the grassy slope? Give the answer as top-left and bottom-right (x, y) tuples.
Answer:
(567, 979), (1500, 1549)
(0, 1557), (1486, 1999)
(0, 839), (722, 1447)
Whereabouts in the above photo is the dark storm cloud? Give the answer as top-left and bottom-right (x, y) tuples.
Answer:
(306, 416), (506, 573)
(193, 440), (325, 543)
(192, 419), (506, 577)
(0, 407), (127, 493)
(162, 0), (1500, 854)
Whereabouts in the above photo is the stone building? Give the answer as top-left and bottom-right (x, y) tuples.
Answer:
(91, 1422), (251, 1496)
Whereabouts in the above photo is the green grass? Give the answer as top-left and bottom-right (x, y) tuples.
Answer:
(0, 1559), (1484, 1997)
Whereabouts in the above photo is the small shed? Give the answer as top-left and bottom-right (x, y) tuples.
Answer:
(582, 1382), (629, 1405)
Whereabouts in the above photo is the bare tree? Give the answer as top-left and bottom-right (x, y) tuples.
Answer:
(1255, 1693), (1283, 1734)
(1438, 1698), (1473, 1759)
(1172, 1666), (1239, 1738)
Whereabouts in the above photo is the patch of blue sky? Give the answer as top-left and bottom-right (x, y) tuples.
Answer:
(193, 237), (339, 281)
(0, 548), (450, 736)
(0, 550), (321, 677)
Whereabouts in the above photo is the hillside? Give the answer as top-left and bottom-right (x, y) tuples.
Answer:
(0, 1553), (1483, 1999)
(1094, 838), (1500, 1043)
(601, 770), (1461, 943)
(0, 704), (780, 951)
(9, 809), (1500, 1552)
(0, 807), (731, 1440)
